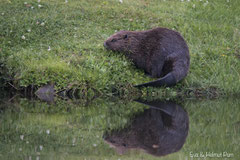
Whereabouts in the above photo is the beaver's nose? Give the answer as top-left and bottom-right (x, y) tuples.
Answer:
(103, 42), (108, 49)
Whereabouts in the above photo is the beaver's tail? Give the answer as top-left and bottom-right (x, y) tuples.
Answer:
(134, 72), (177, 88)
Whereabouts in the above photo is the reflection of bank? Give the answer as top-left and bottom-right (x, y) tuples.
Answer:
(104, 100), (189, 157)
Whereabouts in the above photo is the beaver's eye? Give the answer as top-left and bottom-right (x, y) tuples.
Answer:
(111, 39), (117, 42)
(123, 34), (128, 39)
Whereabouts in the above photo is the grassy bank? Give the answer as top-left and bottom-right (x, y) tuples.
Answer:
(0, 0), (239, 97)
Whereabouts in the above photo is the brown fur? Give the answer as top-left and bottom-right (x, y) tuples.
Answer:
(104, 27), (190, 87)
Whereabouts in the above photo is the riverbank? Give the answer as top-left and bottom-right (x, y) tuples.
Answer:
(1, 0), (239, 98)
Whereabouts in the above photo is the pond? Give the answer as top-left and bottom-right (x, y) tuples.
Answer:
(0, 94), (239, 160)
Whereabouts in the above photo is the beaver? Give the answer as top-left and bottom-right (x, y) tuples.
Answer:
(104, 27), (190, 87)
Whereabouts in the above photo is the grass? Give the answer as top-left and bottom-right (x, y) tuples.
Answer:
(0, 0), (240, 97)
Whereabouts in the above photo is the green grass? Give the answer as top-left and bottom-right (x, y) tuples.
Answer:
(0, 0), (240, 97)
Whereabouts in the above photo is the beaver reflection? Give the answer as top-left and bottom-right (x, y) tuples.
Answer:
(104, 100), (189, 157)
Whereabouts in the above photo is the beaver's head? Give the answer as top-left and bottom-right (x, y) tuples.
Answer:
(104, 31), (135, 53)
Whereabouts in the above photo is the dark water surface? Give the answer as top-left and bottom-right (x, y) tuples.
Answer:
(0, 94), (239, 160)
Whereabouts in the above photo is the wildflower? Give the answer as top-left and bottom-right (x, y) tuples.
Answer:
(181, 0), (184, 2)
(72, 138), (76, 146)
(40, 22), (45, 26)
(39, 145), (43, 150)
(27, 29), (31, 32)
(21, 35), (26, 40)
(119, 0), (123, 3)
(203, 1), (208, 6)
(65, 0), (68, 3)
(36, 21), (40, 25)
(48, 46), (51, 51)
(38, 4), (42, 8)
(31, 6), (34, 9)
(38, 0), (41, 2)
(1, 12), (4, 15)
(24, 2), (27, 5)
(19, 148), (22, 152)
(20, 135), (24, 140)
(93, 144), (97, 147)
(26, 141), (29, 144)
(46, 129), (50, 134)
(193, 4), (196, 8)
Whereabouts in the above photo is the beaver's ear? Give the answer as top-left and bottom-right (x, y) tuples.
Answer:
(123, 34), (128, 39)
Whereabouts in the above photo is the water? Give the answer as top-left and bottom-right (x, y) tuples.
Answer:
(0, 95), (239, 160)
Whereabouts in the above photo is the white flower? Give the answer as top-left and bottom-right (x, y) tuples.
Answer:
(38, 0), (41, 2)
(46, 129), (50, 134)
(93, 144), (97, 147)
(119, 0), (123, 3)
(65, 0), (68, 3)
(203, 1), (208, 6)
(1, 12), (4, 15)
(20, 135), (24, 140)
(21, 35), (26, 40)
(48, 46), (51, 51)
(19, 148), (22, 151)
(72, 138), (76, 143)
(27, 29), (31, 32)
(193, 4), (196, 8)
(24, 2), (27, 5)
(31, 6), (34, 9)
(39, 145), (43, 150)
(40, 22), (45, 26)
(38, 4), (42, 8)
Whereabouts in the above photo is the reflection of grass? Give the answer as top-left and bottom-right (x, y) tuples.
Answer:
(0, 98), (148, 159)
(0, 0), (240, 96)
(0, 98), (239, 160)
(184, 98), (240, 160)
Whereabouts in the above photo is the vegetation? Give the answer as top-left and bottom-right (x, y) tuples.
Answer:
(0, 0), (240, 97)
